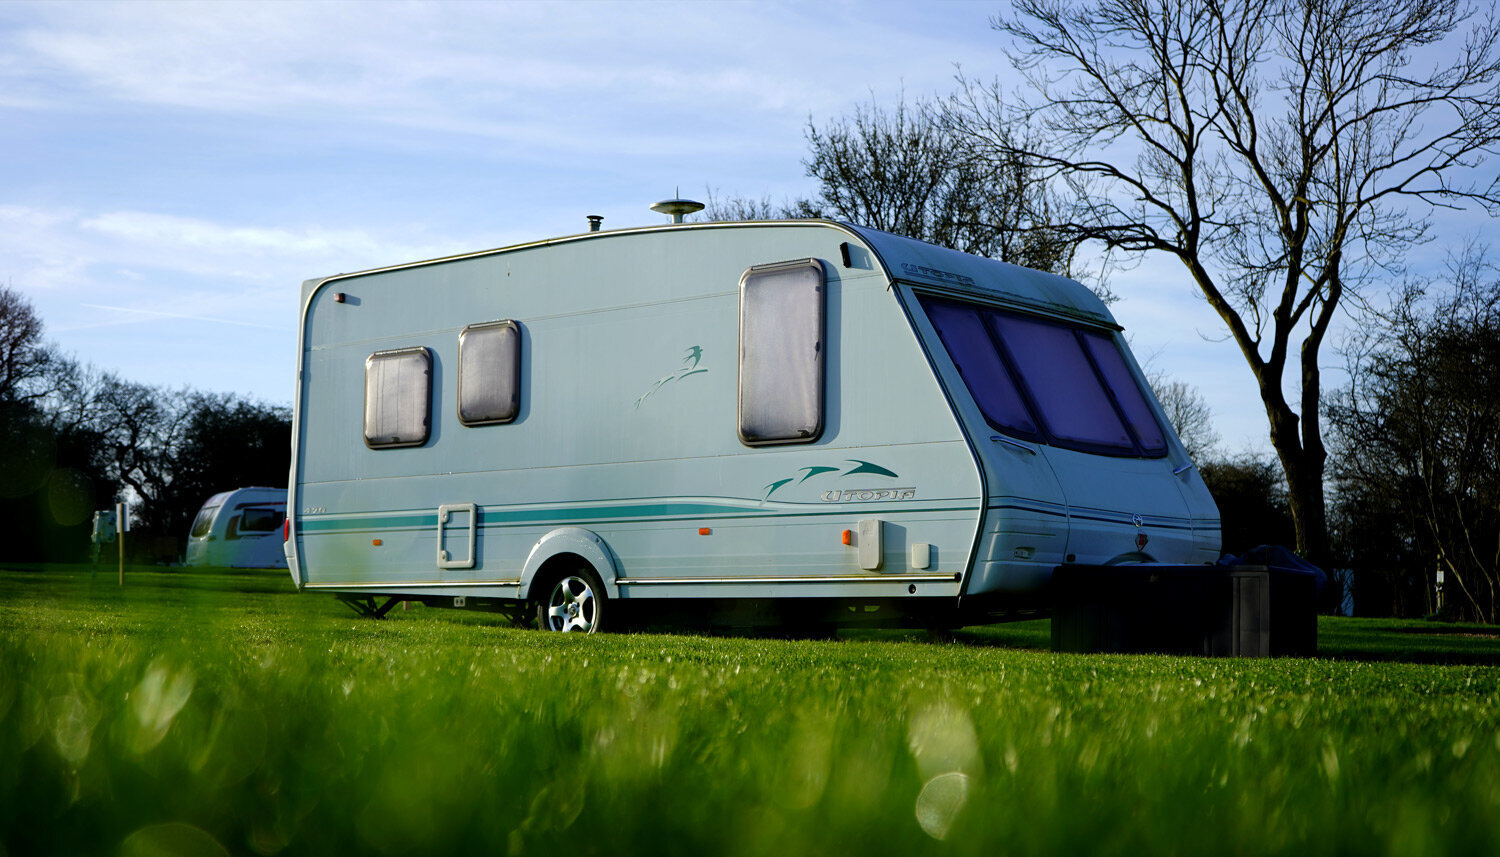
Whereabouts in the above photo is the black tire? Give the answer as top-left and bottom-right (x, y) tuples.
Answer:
(535, 567), (607, 633)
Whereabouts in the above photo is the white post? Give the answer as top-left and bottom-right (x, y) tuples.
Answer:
(116, 502), (126, 587)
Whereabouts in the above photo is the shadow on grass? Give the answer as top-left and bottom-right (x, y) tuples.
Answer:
(858, 616), (1500, 666)
(9, 565), (1499, 665)
(1314, 617), (1500, 666)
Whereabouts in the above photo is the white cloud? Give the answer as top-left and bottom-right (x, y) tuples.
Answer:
(0, 0), (1041, 407)
(0, 1), (978, 156)
(81, 211), (391, 261)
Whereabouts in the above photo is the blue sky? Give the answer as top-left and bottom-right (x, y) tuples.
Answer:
(0, 0), (1377, 456)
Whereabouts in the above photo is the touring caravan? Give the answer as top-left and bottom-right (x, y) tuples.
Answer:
(286, 220), (1220, 631)
(186, 487), (288, 569)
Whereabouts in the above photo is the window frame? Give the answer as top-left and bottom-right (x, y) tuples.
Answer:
(363, 346), (434, 449)
(457, 319), (522, 427)
(737, 258), (828, 447)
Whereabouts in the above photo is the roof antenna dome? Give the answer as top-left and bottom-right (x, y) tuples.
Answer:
(650, 187), (704, 224)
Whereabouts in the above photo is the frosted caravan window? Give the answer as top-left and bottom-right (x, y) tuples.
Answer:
(921, 299), (1039, 438)
(984, 312), (1135, 453)
(738, 259), (826, 445)
(458, 320), (521, 426)
(1080, 330), (1167, 455)
(364, 347), (432, 448)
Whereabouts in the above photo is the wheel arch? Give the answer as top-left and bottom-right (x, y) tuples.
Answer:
(518, 527), (621, 600)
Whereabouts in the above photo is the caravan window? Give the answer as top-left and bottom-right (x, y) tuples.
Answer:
(189, 505), (220, 539)
(920, 297), (1167, 457)
(922, 300), (1040, 439)
(987, 312), (1134, 451)
(1080, 330), (1167, 454)
(738, 259), (827, 445)
(364, 347), (432, 448)
(458, 320), (521, 426)
(238, 507), (285, 534)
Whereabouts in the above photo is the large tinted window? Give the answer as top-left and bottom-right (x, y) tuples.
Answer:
(738, 259), (826, 445)
(364, 347), (432, 448)
(987, 312), (1133, 451)
(923, 300), (1039, 438)
(919, 297), (1167, 457)
(1081, 330), (1167, 454)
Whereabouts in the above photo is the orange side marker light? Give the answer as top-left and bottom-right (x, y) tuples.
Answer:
(841, 529), (853, 546)
(698, 528), (712, 536)
(372, 539), (383, 546)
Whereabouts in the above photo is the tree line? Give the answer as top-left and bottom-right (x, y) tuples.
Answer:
(0, 285), (289, 563)
(711, 0), (1500, 621)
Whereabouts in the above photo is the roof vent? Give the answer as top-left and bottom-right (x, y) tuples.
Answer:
(649, 190), (704, 224)
(587, 215), (603, 232)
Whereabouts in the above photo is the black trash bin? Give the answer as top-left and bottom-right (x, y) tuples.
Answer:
(1051, 563), (1317, 657)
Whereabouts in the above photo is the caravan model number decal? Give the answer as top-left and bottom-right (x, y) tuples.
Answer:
(822, 488), (917, 503)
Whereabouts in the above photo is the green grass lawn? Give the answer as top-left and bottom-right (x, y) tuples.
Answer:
(2, 566), (1497, 856)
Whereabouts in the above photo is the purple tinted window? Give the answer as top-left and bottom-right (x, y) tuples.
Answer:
(985, 312), (1135, 452)
(923, 300), (1038, 437)
(1081, 331), (1167, 453)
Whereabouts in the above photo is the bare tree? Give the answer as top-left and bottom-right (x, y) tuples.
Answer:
(1148, 371), (1220, 462)
(702, 190), (791, 222)
(91, 377), (194, 514)
(706, 96), (1109, 293)
(956, 0), (1500, 565)
(1329, 245), (1500, 621)
(800, 97), (1091, 277)
(0, 283), (51, 405)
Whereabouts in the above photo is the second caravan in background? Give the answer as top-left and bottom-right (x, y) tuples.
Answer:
(185, 487), (287, 569)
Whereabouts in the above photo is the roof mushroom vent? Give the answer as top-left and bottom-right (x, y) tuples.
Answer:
(650, 190), (704, 224)
(587, 215), (603, 232)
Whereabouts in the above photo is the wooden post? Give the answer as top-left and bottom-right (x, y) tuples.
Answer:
(116, 502), (125, 587)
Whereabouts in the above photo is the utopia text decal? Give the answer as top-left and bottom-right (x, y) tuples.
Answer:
(822, 488), (917, 503)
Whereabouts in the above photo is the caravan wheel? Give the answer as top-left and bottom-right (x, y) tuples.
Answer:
(537, 568), (606, 633)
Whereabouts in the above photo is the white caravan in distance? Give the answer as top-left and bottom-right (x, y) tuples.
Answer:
(285, 219), (1220, 631)
(186, 487), (288, 569)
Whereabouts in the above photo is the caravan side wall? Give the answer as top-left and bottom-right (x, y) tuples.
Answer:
(289, 223), (984, 604)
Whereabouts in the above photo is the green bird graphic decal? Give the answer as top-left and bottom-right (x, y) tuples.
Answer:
(761, 460), (902, 501)
(798, 466), (840, 483)
(844, 460), (900, 478)
(635, 346), (708, 408)
(762, 478), (795, 501)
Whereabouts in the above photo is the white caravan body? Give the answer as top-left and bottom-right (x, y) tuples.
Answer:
(186, 487), (288, 569)
(286, 221), (1219, 623)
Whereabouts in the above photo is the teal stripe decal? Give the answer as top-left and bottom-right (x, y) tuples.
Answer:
(301, 499), (979, 534)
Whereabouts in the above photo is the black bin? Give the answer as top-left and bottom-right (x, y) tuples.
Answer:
(1051, 564), (1317, 657)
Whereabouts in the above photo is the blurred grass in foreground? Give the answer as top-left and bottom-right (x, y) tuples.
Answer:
(1, 567), (1498, 856)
